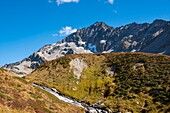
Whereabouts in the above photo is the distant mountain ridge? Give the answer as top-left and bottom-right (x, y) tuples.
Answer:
(3, 19), (170, 76)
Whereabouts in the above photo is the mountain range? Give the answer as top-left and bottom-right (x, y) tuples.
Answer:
(2, 19), (170, 76)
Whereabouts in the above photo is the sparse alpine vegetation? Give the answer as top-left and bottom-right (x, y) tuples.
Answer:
(26, 52), (170, 113)
(0, 68), (84, 113)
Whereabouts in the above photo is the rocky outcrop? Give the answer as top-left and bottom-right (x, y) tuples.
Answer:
(105, 65), (116, 77)
(133, 63), (145, 71)
(69, 58), (88, 79)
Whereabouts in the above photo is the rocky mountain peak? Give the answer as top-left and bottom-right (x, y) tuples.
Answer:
(152, 19), (168, 27)
(153, 19), (167, 23)
(89, 22), (113, 31)
(93, 21), (110, 27)
(130, 22), (138, 25)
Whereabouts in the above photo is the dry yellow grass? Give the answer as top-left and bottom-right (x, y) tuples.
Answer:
(0, 68), (84, 113)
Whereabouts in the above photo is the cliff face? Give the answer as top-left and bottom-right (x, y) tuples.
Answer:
(3, 19), (170, 75)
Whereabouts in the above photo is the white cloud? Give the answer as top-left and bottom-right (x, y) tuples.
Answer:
(108, 0), (114, 4)
(56, 0), (79, 5)
(59, 26), (77, 36)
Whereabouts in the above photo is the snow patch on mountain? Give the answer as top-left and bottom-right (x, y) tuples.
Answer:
(100, 40), (107, 44)
(131, 49), (137, 52)
(102, 49), (114, 53)
(158, 51), (166, 54)
(78, 41), (86, 45)
(37, 42), (92, 61)
(4, 61), (33, 77)
(152, 29), (164, 38)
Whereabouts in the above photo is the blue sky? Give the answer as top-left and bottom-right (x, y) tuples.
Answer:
(0, 0), (170, 66)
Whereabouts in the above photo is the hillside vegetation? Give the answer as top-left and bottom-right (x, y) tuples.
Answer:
(0, 68), (83, 113)
(27, 52), (170, 113)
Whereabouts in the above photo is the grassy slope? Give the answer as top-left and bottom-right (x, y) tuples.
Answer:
(0, 68), (84, 113)
(27, 52), (170, 113)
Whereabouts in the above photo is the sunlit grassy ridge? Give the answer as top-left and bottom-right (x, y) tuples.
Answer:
(0, 68), (84, 113)
(27, 52), (170, 112)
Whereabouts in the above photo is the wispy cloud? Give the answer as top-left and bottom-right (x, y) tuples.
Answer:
(107, 0), (114, 4)
(52, 26), (77, 37)
(56, 0), (79, 5)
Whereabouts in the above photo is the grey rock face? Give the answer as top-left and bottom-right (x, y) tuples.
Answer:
(2, 19), (170, 76)
(63, 19), (170, 54)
